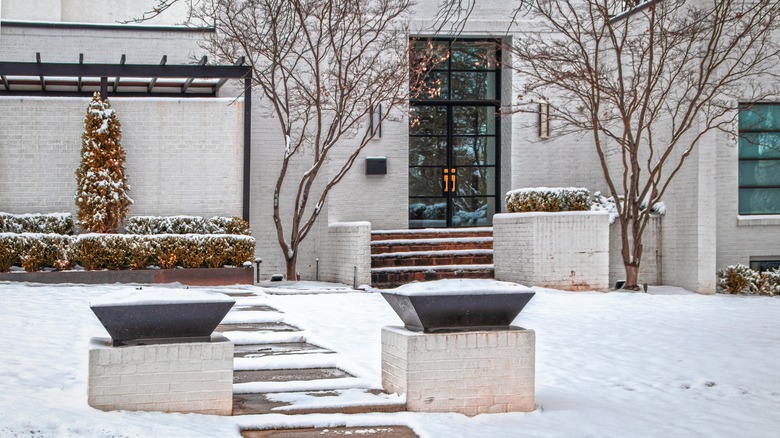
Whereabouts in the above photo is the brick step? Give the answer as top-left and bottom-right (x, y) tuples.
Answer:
(371, 227), (492, 241)
(371, 249), (493, 268)
(371, 237), (493, 255)
(241, 426), (417, 438)
(233, 388), (406, 416)
(371, 265), (495, 289)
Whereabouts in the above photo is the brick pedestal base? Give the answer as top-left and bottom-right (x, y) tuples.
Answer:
(381, 326), (535, 416)
(88, 335), (233, 415)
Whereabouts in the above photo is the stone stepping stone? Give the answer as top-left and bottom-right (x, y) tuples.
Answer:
(234, 368), (351, 384)
(240, 427), (417, 438)
(235, 305), (278, 312)
(233, 388), (406, 416)
(233, 342), (332, 358)
(217, 322), (300, 332)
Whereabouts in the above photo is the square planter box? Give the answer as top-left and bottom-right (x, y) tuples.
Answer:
(493, 211), (609, 291)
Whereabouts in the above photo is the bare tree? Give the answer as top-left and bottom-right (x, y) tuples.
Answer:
(508, 0), (780, 290)
(189, 0), (412, 279)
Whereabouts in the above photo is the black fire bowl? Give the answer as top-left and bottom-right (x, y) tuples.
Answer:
(90, 289), (235, 346)
(380, 279), (535, 333)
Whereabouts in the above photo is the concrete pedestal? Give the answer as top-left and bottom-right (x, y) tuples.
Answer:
(88, 335), (233, 415)
(381, 326), (535, 416)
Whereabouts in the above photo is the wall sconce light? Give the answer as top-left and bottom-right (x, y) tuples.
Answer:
(538, 100), (549, 139)
(370, 104), (382, 139)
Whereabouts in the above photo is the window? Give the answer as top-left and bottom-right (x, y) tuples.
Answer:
(738, 103), (780, 214)
(750, 259), (780, 272)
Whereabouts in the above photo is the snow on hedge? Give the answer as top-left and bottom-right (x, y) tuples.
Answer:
(0, 212), (73, 234)
(125, 215), (251, 235)
(505, 187), (591, 212)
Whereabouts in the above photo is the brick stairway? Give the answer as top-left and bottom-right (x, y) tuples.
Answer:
(370, 228), (494, 289)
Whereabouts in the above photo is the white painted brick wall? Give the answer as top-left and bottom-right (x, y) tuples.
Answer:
(381, 326), (535, 415)
(609, 216), (662, 287)
(0, 97), (243, 219)
(88, 336), (233, 415)
(320, 221), (372, 287)
(494, 211), (610, 291)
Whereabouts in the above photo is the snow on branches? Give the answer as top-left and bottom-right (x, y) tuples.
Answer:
(75, 93), (133, 233)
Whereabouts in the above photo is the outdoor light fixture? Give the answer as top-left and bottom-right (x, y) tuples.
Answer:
(370, 104), (382, 138)
(539, 100), (550, 139)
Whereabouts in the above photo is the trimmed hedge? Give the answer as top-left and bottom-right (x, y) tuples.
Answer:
(717, 264), (780, 296)
(125, 216), (251, 235)
(0, 233), (255, 272)
(0, 212), (73, 234)
(505, 187), (591, 213)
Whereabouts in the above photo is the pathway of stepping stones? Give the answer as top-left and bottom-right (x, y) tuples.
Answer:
(217, 289), (417, 438)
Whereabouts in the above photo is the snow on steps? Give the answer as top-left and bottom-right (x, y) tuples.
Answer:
(224, 295), (406, 416)
(371, 228), (494, 288)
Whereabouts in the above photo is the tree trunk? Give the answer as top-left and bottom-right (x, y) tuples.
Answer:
(624, 264), (640, 291)
(285, 251), (298, 281)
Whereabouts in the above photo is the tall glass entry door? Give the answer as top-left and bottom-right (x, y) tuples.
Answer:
(409, 39), (500, 228)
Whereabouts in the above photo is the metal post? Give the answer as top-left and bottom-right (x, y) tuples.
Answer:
(353, 266), (357, 289)
(315, 258), (319, 281)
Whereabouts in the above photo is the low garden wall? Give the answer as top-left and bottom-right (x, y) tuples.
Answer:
(494, 211), (610, 291)
(321, 221), (371, 287)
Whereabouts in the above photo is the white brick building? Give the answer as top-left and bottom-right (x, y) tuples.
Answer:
(1, 0), (778, 293)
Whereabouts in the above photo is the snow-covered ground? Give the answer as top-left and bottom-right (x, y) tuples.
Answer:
(0, 281), (778, 437)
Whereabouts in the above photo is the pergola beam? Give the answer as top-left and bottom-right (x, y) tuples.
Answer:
(215, 56), (246, 91)
(113, 54), (126, 91)
(36, 52), (46, 91)
(147, 55), (167, 93)
(182, 56), (208, 93)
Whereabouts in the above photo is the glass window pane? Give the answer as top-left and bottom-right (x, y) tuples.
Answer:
(739, 188), (780, 214)
(409, 167), (443, 197)
(452, 197), (495, 227)
(410, 106), (447, 135)
(739, 104), (780, 130)
(451, 72), (497, 100)
(410, 40), (450, 71)
(455, 167), (495, 197)
(410, 137), (447, 166)
(450, 41), (499, 70)
(739, 160), (780, 186)
(412, 71), (449, 100)
(453, 137), (496, 166)
(409, 198), (447, 228)
(739, 133), (780, 159)
(453, 106), (496, 135)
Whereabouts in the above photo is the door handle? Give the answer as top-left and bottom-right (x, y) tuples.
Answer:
(442, 168), (456, 193)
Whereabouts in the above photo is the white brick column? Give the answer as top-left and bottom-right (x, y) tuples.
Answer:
(88, 335), (233, 415)
(322, 221), (371, 286)
(381, 326), (535, 416)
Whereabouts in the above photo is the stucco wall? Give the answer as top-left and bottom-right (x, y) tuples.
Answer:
(2, 0), (193, 25)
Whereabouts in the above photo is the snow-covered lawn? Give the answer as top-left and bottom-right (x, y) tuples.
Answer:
(0, 281), (778, 437)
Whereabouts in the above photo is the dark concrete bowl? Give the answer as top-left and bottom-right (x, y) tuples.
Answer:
(380, 279), (535, 332)
(90, 290), (235, 345)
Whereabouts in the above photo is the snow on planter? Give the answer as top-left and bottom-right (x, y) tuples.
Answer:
(90, 288), (235, 345)
(380, 278), (535, 332)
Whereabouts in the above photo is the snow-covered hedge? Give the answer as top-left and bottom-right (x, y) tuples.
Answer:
(124, 216), (251, 235)
(591, 192), (666, 224)
(717, 264), (780, 296)
(0, 212), (73, 235)
(409, 203), (446, 220)
(0, 233), (255, 273)
(505, 188), (591, 213)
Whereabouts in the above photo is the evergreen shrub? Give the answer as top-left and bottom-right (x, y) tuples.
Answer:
(717, 264), (780, 296)
(0, 234), (255, 272)
(0, 212), (73, 234)
(125, 216), (251, 235)
(75, 93), (132, 233)
(505, 187), (591, 213)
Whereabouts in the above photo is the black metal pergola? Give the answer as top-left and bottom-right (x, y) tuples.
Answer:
(0, 54), (253, 221)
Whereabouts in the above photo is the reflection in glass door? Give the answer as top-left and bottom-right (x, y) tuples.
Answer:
(409, 39), (500, 228)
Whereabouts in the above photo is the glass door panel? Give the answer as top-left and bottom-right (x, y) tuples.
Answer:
(452, 197), (495, 227)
